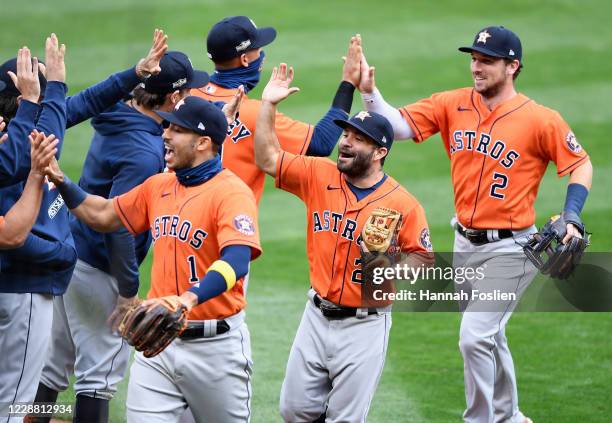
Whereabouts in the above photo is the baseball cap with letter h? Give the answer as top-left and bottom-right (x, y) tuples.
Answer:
(334, 111), (395, 151)
(459, 26), (522, 65)
(156, 96), (228, 145)
(206, 16), (277, 62)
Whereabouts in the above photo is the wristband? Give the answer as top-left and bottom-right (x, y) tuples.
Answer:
(57, 176), (88, 209)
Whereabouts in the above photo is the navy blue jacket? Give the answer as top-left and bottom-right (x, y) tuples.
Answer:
(71, 101), (164, 297)
(0, 68), (142, 295)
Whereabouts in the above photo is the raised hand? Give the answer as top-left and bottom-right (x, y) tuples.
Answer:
(222, 85), (245, 124)
(43, 151), (65, 186)
(136, 29), (168, 79)
(29, 130), (59, 176)
(261, 63), (300, 105)
(358, 41), (377, 94)
(342, 34), (363, 86)
(45, 33), (66, 82)
(7, 47), (41, 103)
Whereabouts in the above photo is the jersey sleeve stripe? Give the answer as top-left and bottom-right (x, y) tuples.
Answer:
(557, 155), (589, 176)
(400, 107), (424, 142)
(276, 151), (287, 190)
(113, 197), (138, 235)
(298, 124), (313, 155)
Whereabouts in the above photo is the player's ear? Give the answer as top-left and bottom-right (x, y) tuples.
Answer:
(506, 59), (520, 77)
(169, 90), (182, 105)
(374, 147), (388, 161)
(239, 53), (249, 68)
(195, 135), (213, 152)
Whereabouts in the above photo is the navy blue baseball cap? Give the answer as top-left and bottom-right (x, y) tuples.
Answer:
(144, 51), (209, 94)
(156, 96), (228, 145)
(459, 26), (522, 62)
(334, 111), (394, 150)
(207, 16), (276, 62)
(0, 57), (47, 97)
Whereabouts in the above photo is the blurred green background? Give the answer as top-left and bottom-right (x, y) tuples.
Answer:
(2, 0), (611, 421)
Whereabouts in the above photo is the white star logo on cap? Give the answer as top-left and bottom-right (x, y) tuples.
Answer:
(509, 49), (515, 56)
(477, 30), (492, 44)
(381, 136), (387, 144)
(355, 111), (371, 121)
(198, 122), (206, 131)
(175, 99), (186, 110)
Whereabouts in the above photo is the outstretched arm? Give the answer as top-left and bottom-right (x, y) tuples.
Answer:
(65, 29), (168, 127)
(305, 35), (361, 156)
(44, 157), (123, 232)
(356, 36), (415, 140)
(254, 64), (301, 177)
(0, 132), (58, 248)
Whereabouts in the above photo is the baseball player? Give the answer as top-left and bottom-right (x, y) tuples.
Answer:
(43, 96), (262, 423)
(253, 64), (433, 423)
(357, 27), (592, 422)
(191, 16), (361, 203)
(0, 31), (166, 418)
(0, 131), (58, 248)
(32, 49), (211, 422)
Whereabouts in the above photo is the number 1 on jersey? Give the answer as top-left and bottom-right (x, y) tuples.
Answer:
(187, 255), (199, 283)
(490, 172), (508, 199)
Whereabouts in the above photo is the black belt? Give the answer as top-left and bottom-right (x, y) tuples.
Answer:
(179, 320), (230, 339)
(313, 294), (378, 319)
(457, 225), (513, 245)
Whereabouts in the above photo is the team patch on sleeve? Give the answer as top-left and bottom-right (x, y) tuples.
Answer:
(565, 131), (582, 153)
(233, 214), (256, 236)
(420, 228), (433, 251)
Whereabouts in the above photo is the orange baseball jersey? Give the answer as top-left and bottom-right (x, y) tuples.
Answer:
(399, 88), (588, 229)
(192, 83), (312, 202)
(113, 170), (262, 320)
(276, 151), (432, 308)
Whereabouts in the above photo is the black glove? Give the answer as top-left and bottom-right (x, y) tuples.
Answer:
(523, 213), (590, 279)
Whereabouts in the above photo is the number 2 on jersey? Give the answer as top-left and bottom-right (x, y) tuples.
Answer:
(490, 172), (508, 199)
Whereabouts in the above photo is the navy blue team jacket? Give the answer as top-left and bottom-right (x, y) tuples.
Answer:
(71, 101), (165, 297)
(0, 68), (142, 295)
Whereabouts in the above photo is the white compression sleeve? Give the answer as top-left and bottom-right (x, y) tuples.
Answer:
(361, 88), (415, 140)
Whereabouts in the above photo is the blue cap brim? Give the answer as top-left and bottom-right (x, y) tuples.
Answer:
(333, 118), (384, 147)
(155, 111), (206, 135)
(251, 27), (277, 49)
(185, 70), (210, 89)
(458, 46), (507, 58)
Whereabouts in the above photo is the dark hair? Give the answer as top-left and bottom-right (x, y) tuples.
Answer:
(504, 59), (523, 80)
(0, 93), (20, 122)
(132, 85), (168, 109)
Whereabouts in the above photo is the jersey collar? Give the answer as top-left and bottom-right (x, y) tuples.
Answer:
(472, 90), (529, 120)
(340, 173), (399, 212)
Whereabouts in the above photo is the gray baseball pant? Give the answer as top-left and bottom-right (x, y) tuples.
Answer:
(453, 227), (537, 423)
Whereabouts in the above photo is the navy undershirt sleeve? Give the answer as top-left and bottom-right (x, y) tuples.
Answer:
(188, 245), (251, 304)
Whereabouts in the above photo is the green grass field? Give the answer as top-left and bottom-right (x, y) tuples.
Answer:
(3, 0), (611, 421)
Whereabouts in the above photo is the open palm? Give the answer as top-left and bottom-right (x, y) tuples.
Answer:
(261, 63), (300, 105)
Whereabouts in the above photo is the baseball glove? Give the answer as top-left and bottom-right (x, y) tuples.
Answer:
(360, 207), (403, 280)
(523, 212), (590, 280)
(118, 295), (188, 358)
